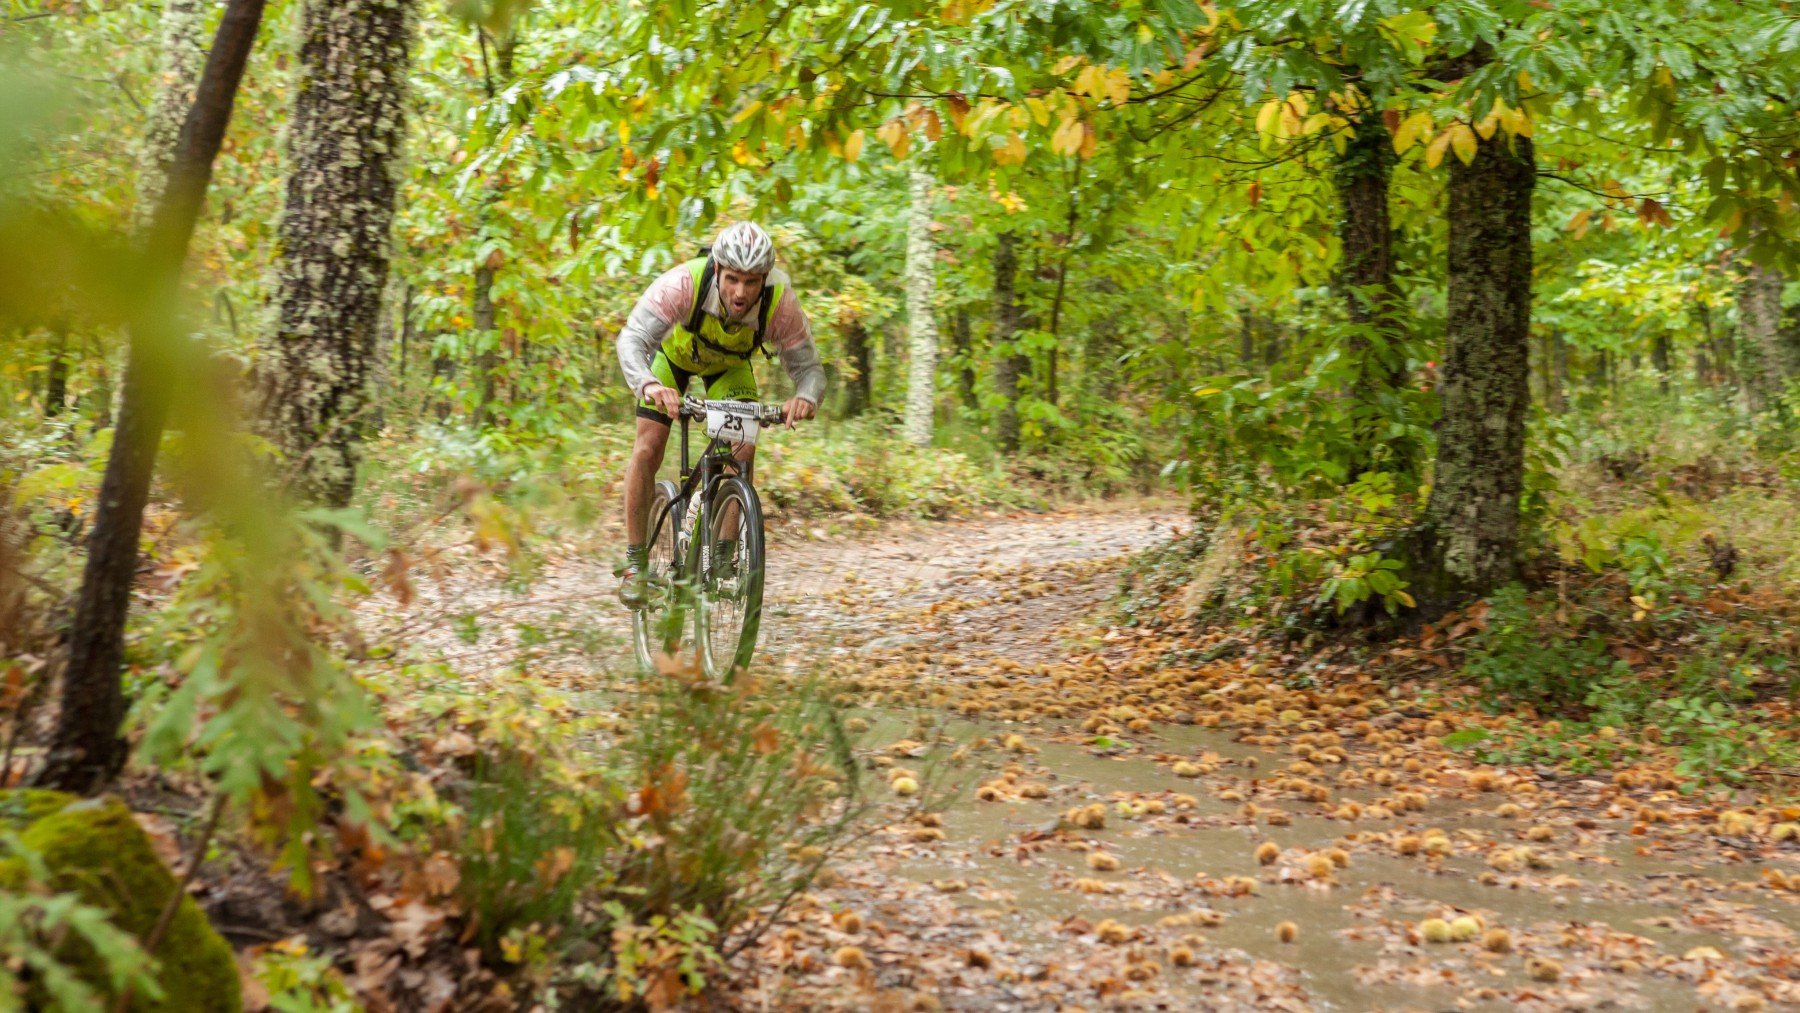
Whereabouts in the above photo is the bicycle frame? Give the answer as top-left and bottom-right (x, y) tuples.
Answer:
(646, 407), (750, 587)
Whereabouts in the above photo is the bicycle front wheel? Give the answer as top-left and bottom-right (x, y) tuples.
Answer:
(632, 480), (692, 673)
(696, 475), (765, 680)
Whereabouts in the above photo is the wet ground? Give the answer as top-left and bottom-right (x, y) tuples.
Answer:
(362, 500), (1800, 1011)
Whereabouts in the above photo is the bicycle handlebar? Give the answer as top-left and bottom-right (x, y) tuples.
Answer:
(679, 396), (788, 426)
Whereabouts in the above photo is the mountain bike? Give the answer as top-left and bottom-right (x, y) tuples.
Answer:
(631, 395), (787, 679)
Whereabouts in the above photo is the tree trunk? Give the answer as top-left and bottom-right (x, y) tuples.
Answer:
(1262, 319), (1283, 369)
(396, 282), (414, 381)
(1738, 259), (1785, 411)
(1334, 108), (1406, 474)
(1418, 134), (1535, 609)
(256, 0), (415, 508)
(1238, 308), (1255, 368)
(472, 261), (498, 428)
(432, 343), (454, 421)
(993, 232), (1025, 452)
(903, 169), (939, 446)
(842, 318), (872, 417)
(134, 0), (209, 234)
(1697, 301), (1727, 386)
(469, 31), (517, 431)
(88, 336), (113, 427)
(1549, 329), (1567, 412)
(951, 310), (976, 409)
(37, 0), (267, 794)
(92, 0), (209, 430)
(1046, 183), (1079, 408)
(1651, 331), (1672, 395)
(44, 329), (69, 417)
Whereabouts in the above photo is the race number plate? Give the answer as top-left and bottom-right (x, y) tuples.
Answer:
(705, 401), (761, 445)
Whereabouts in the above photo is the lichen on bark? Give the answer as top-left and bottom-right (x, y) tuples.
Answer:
(1737, 258), (1789, 411)
(903, 168), (940, 447)
(1420, 133), (1536, 605)
(135, 0), (209, 235)
(255, 0), (418, 508)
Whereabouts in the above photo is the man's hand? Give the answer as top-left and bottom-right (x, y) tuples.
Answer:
(782, 397), (816, 429)
(643, 382), (681, 419)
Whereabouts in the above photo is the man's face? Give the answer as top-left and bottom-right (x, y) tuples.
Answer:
(718, 266), (766, 318)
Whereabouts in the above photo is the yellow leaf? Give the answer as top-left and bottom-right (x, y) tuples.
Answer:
(995, 132), (1028, 165)
(922, 107), (943, 142)
(1255, 99), (1282, 140)
(1075, 64), (1102, 98)
(1508, 107), (1534, 137)
(1104, 68), (1132, 107)
(1475, 99), (1504, 140)
(1051, 116), (1084, 156)
(1024, 96), (1050, 126)
(1395, 590), (1416, 608)
(1448, 122), (1477, 164)
(1008, 105), (1031, 129)
(1054, 54), (1083, 75)
(879, 119), (910, 160)
(731, 99), (764, 124)
(1392, 110), (1432, 153)
(1079, 121), (1097, 159)
(1569, 208), (1593, 238)
(843, 128), (865, 162)
(1424, 128), (1452, 169)
(1192, 387), (1222, 397)
(1301, 112), (1332, 135)
(618, 120), (631, 146)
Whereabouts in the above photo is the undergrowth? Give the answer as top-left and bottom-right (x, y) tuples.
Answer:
(401, 665), (873, 1007)
(1132, 375), (1800, 790)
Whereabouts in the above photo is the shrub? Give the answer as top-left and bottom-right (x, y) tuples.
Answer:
(1464, 586), (1627, 712)
(442, 665), (870, 1005)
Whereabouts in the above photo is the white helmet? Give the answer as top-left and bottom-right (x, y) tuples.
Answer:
(711, 222), (776, 274)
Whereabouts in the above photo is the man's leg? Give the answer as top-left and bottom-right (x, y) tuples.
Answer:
(624, 416), (672, 546)
(619, 358), (678, 602)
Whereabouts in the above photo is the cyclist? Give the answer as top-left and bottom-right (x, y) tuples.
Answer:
(615, 222), (825, 605)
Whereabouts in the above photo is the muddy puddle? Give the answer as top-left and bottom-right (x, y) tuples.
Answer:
(856, 711), (1799, 1010)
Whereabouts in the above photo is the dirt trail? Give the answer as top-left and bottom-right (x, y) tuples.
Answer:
(361, 499), (1185, 679)
(364, 500), (1800, 1011)
(714, 508), (1800, 1012)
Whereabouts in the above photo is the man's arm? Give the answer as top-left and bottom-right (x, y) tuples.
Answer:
(767, 286), (826, 408)
(617, 302), (674, 398)
(616, 264), (693, 401)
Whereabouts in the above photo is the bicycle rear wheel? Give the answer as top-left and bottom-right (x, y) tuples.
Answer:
(632, 480), (692, 672)
(696, 475), (765, 680)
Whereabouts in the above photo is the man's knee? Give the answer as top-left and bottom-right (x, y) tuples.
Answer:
(630, 430), (670, 472)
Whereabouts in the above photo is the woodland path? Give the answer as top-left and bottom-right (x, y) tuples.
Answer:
(366, 500), (1800, 1012)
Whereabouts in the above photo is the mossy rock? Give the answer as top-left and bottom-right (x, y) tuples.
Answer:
(0, 789), (241, 1012)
